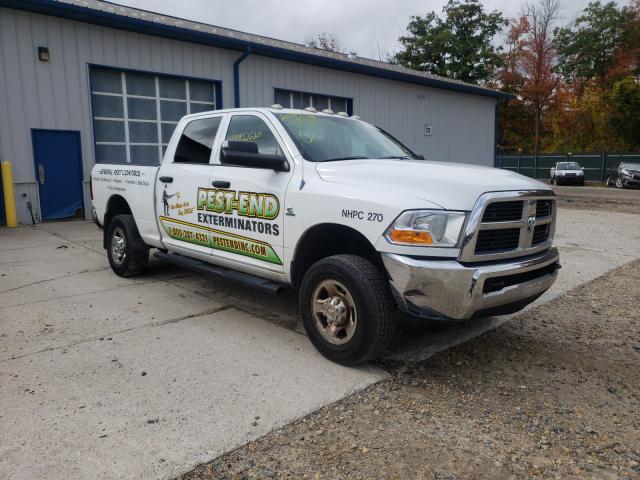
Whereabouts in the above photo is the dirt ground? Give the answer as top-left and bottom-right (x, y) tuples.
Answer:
(181, 259), (640, 480)
(553, 185), (640, 214)
(179, 192), (640, 480)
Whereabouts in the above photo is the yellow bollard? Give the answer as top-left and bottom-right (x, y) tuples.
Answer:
(1, 160), (17, 227)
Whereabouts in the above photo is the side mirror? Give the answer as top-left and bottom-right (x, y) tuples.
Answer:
(220, 141), (289, 172)
(580, 167), (584, 171)
(416, 154), (425, 160)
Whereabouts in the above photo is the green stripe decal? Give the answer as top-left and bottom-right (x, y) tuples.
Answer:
(159, 216), (282, 265)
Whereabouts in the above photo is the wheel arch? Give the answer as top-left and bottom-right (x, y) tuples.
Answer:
(103, 195), (133, 249)
(290, 222), (382, 288)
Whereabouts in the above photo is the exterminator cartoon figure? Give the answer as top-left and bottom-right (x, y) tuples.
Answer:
(162, 185), (176, 216)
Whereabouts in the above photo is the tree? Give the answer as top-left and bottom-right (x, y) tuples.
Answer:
(305, 32), (345, 53)
(520, 0), (560, 154)
(554, 2), (626, 87)
(608, 76), (640, 149)
(393, 0), (507, 84)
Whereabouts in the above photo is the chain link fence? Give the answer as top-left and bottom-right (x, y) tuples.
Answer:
(497, 153), (640, 182)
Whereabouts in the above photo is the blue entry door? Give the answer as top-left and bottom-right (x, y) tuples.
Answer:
(32, 130), (84, 220)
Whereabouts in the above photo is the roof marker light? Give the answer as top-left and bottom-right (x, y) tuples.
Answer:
(351, 115), (360, 120)
(336, 111), (348, 117)
(322, 108), (335, 115)
(271, 103), (284, 109)
(304, 106), (317, 113)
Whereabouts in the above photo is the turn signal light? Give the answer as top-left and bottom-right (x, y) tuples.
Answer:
(388, 229), (433, 244)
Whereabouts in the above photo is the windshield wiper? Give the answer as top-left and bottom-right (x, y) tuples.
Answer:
(322, 155), (368, 162)
(376, 155), (412, 160)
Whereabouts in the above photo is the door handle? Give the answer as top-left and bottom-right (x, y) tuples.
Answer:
(38, 163), (45, 184)
(159, 176), (173, 183)
(212, 180), (231, 188)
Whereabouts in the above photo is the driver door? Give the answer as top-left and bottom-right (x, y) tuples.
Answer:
(204, 112), (293, 273)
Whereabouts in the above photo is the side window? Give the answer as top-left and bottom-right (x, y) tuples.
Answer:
(174, 116), (221, 164)
(225, 115), (281, 156)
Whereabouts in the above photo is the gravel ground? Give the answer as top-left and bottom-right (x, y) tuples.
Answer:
(181, 259), (640, 480)
(552, 185), (640, 214)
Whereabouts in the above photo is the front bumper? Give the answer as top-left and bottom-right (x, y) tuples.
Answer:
(621, 176), (640, 187)
(382, 247), (560, 320)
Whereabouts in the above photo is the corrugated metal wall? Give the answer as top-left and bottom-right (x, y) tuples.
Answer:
(240, 55), (497, 167)
(0, 7), (236, 223)
(0, 7), (497, 225)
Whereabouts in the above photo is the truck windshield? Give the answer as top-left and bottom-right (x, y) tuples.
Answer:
(274, 113), (419, 162)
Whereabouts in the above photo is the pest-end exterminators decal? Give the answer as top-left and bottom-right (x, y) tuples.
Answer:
(196, 188), (280, 236)
(159, 187), (282, 265)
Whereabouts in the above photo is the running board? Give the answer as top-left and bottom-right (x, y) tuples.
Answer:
(153, 251), (286, 294)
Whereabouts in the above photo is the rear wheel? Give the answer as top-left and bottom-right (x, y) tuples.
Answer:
(299, 254), (396, 365)
(107, 214), (149, 277)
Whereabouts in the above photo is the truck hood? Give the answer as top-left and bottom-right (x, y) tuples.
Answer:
(315, 159), (551, 211)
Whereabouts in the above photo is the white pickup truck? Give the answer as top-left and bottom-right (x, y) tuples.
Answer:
(91, 106), (560, 365)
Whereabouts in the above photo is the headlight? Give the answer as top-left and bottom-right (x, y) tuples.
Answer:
(621, 169), (631, 176)
(385, 210), (466, 247)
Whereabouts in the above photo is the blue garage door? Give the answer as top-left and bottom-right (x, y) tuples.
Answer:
(32, 130), (84, 221)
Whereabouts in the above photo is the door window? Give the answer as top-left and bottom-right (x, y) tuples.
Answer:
(225, 115), (282, 156)
(173, 116), (222, 164)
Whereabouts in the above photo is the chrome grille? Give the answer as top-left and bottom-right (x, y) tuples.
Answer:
(475, 228), (520, 253)
(460, 191), (556, 262)
(532, 224), (550, 245)
(536, 200), (553, 218)
(482, 201), (524, 222)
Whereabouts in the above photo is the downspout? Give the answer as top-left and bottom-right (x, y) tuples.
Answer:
(234, 46), (252, 108)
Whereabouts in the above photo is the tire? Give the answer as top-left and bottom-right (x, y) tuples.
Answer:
(553, 177), (559, 186)
(606, 176), (612, 187)
(299, 254), (396, 365)
(106, 214), (149, 277)
(615, 177), (624, 189)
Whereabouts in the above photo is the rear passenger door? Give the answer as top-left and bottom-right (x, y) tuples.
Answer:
(205, 112), (293, 273)
(156, 114), (223, 256)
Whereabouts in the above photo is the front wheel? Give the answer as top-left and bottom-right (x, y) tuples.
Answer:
(107, 214), (149, 277)
(615, 177), (624, 189)
(299, 255), (396, 365)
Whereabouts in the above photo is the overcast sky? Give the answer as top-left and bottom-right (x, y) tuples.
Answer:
(113, 0), (619, 60)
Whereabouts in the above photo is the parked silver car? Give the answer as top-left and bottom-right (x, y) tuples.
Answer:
(549, 162), (585, 186)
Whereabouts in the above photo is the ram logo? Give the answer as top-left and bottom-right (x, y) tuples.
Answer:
(527, 215), (536, 231)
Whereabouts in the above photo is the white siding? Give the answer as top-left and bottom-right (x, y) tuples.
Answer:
(239, 55), (496, 167)
(0, 8), (236, 223)
(0, 7), (497, 225)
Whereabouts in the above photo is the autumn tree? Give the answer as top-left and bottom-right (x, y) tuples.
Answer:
(554, 1), (627, 88)
(519, 0), (560, 154)
(393, 0), (507, 84)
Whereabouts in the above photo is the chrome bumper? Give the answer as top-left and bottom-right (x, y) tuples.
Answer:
(382, 247), (560, 320)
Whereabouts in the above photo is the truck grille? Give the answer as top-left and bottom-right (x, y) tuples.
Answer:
(475, 228), (520, 254)
(482, 201), (524, 222)
(532, 224), (550, 245)
(460, 191), (556, 262)
(536, 200), (553, 218)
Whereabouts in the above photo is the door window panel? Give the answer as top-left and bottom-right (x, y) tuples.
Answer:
(174, 116), (222, 164)
(225, 115), (281, 156)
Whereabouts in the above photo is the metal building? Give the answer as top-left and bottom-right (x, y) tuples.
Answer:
(0, 0), (510, 225)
